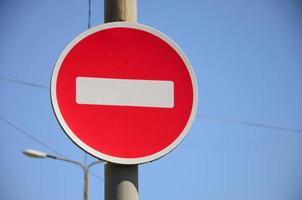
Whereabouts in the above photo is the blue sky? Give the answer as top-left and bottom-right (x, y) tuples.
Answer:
(1, 0), (302, 200)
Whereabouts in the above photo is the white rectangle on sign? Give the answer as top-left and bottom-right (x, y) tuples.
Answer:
(76, 77), (174, 108)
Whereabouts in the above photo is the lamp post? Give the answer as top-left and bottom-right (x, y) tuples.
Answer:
(23, 149), (103, 200)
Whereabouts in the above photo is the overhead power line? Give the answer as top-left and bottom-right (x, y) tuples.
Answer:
(0, 116), (62, 156)
(0, 116), (104, 181)
(0, 77), (49, 90)
(1, 77), (302, 134)
(88, 0), (91, 29)
(85, 0), (92, 165)
(199, 114), (302, 133)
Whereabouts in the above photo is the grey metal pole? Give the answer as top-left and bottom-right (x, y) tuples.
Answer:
(104, 0), (139, 200)
(52, 158), (103, 200)
(84, 160), (103, 200)
(23, 149), (103, 200)
(83, 170), (89, 200)
(45, 155), (88, 200)
(105, 163), (138, 200)
(104, 0), (137, 23)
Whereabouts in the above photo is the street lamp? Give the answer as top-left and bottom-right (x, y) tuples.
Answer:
(23, 149), (103, 200)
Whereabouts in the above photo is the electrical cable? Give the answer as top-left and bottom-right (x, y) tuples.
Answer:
(0, 77), (302, 133)
(0, 116), (63, 156)
(199, 114), (302, 133)
(84, 0), (92, 165)
(0, 116), (104, 181)
(0, 77), (49, 90)
(88, 0), (91, 29)
(1, 77), (302, 134)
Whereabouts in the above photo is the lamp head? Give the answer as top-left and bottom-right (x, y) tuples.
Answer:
(23, 149), (47, 158)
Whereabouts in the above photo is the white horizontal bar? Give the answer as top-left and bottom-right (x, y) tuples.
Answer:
(76, 77), (174, 108)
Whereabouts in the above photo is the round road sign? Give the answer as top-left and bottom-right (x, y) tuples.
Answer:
(51, 22), (198, 164)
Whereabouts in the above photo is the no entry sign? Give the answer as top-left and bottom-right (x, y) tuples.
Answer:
(51, 22), (198, 164)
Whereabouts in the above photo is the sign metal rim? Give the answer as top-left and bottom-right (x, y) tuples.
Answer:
(51, 22), (198, 165)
